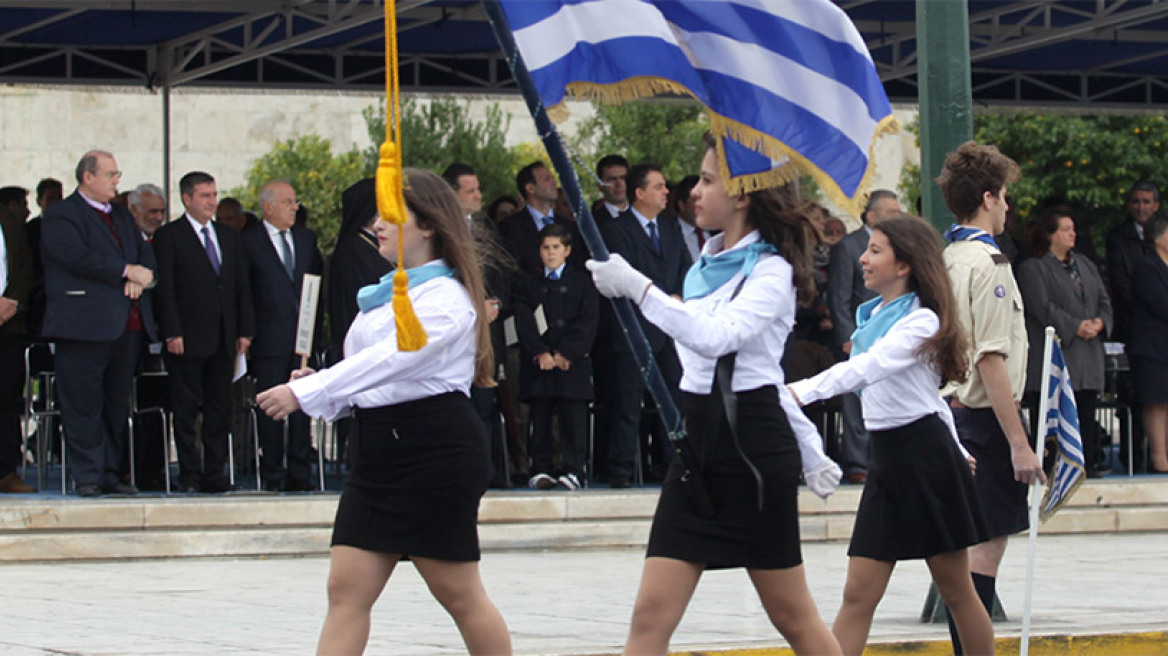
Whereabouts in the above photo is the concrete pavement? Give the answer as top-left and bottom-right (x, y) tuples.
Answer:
(1, 532), (1166, 655)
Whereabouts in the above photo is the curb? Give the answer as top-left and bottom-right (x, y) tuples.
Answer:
(647, 631), (1168, 655)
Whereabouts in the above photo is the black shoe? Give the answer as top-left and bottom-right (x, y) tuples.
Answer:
(262, 480), (285, 492)
(201, 478), (237, 494)
(609, 475), (632, 489)
(76, 484), (102, 497)
(104, 482), (139, 495)
(174, 481), (201, 494)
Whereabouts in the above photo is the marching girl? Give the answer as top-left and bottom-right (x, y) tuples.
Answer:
(587, 133), (843, 656)
(786, 215), (993, 655)
(256, 169), (511, 656)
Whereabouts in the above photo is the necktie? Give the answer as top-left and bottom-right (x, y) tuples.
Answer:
(647, 220), (660, 252)
(202, 226), (221, 275)
(547, 270), (559, 281)
(541, 215), (554, 228)
(279, 230), (295, 279)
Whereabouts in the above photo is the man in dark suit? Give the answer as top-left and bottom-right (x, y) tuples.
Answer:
(500, 161), (586, 277)
(826, 189), (899, 484)
(1106, 181), (1159, 469)
(41, 151), (157, 496)
(600, 163), (691, 487)
(0, 187), (37, 493)
(589, 154), (629, 227)
(153, 171), (254, 494)
(243, 180), (323, 492)
(24, 177), (62, 340)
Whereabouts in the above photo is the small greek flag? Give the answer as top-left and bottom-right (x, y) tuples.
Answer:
(498, 0), (898, 215)
(1039, 338), (1085, 522)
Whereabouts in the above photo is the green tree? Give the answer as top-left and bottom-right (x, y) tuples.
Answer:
(574, 100), (709, 184)
(230, 135), (365, 252)
(364, 97), (522, 204)
(900, 112), (1168, 246)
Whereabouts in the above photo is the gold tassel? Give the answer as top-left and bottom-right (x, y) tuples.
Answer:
(378, 1), (427, 351)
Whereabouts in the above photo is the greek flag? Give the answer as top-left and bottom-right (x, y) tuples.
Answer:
(1039, 338), (1085, 522)
(498, 0), (898, 215)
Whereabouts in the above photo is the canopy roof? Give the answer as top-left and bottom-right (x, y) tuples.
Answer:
(2, 0), (1168, 107)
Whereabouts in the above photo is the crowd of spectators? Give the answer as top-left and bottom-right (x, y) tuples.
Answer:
(0, 147), (1163, 496)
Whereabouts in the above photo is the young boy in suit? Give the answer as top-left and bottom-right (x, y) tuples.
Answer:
(516, 224), (599, 490)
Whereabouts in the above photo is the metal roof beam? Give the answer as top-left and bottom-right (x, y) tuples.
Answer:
(164, 0), (383, 86)
(0, 7), (82, 43)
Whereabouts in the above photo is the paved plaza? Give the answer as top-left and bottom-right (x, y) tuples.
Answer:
(1, 532), (1165, 655)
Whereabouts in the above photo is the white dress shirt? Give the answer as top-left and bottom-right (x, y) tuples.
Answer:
(638, 230), (832, 470)
(288, 265), (476, 421)
(603, 201), (627, 220)
(528, 205), (554, 232)
(185, 213), (222, 264)
(787, 299), (968, 454)
(679, 221), (711, 262)
(263, 219), (295, 267)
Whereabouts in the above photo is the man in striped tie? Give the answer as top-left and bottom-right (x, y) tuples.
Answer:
(153, 171), (254, 494)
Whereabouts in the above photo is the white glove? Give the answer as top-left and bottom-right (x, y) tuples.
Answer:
(804, 459), (842, 499)
(586, 254), (653, 303)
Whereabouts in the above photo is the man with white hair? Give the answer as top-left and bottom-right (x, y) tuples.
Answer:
(128, 184), (167, 240)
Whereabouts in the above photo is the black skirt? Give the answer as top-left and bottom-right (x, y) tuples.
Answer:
(331, 392), (492, 561)
(1131, 356), (1168, 405)
(848, 413), (989, 561)
(646, 386), (803, 570)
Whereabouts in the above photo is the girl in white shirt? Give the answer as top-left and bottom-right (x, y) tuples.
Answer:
(588, 133), (843, 656)
(257, 169), (511, 656)
(786, 215), (993, 655)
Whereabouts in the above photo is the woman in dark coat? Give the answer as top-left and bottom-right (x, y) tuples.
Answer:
(1017, 206), (1112, 476)
(1129, 215), (1168, 473)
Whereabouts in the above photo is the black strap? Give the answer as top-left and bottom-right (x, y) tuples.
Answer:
(711, 276), (765, 511)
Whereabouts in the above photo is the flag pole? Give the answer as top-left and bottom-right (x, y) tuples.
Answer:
(480, 0), (684, 444)
(1020, 326), (1055, 655)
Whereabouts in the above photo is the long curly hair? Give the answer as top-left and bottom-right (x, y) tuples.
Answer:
(872, 215), (969, 386)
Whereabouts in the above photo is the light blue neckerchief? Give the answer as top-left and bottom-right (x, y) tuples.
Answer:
(849, 292), (918, 358)
(683, 241), (777, 300)
(943, 223), (999, 249)
(356, 263), (455, 313)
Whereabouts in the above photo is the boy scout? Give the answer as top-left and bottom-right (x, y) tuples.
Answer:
(935, 141), (1046, 654)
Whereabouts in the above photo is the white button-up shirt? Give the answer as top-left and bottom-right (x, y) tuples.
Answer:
(787, 299), (967, 454)
(288, 266), (476, 421)
(638, 231), (831, 470)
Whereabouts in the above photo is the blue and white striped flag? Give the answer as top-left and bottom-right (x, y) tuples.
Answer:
(498, 0), (898, 215)
(1039, 338), (1085, 522)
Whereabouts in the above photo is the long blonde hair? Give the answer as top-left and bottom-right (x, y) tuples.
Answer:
(402, 168), (495, 387)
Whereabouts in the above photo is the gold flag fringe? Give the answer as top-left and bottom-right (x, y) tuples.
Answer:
(549, 77), (900, 218)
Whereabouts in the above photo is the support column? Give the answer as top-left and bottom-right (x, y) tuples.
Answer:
(916, 0), (972, 232)
(162, 84), (172, 217)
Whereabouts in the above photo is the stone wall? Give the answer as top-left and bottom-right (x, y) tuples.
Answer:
(0, 84), (915, 223)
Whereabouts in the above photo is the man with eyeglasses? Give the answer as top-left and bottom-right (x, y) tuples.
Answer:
(243, 180), (323, 492)
(41, 150), (158, 497)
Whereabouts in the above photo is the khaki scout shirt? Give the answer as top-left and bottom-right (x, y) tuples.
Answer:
(942, 237), (1028, 408)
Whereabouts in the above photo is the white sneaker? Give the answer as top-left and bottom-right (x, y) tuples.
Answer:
(557, 473), (582, 491)
(528, 473), (556, 490)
